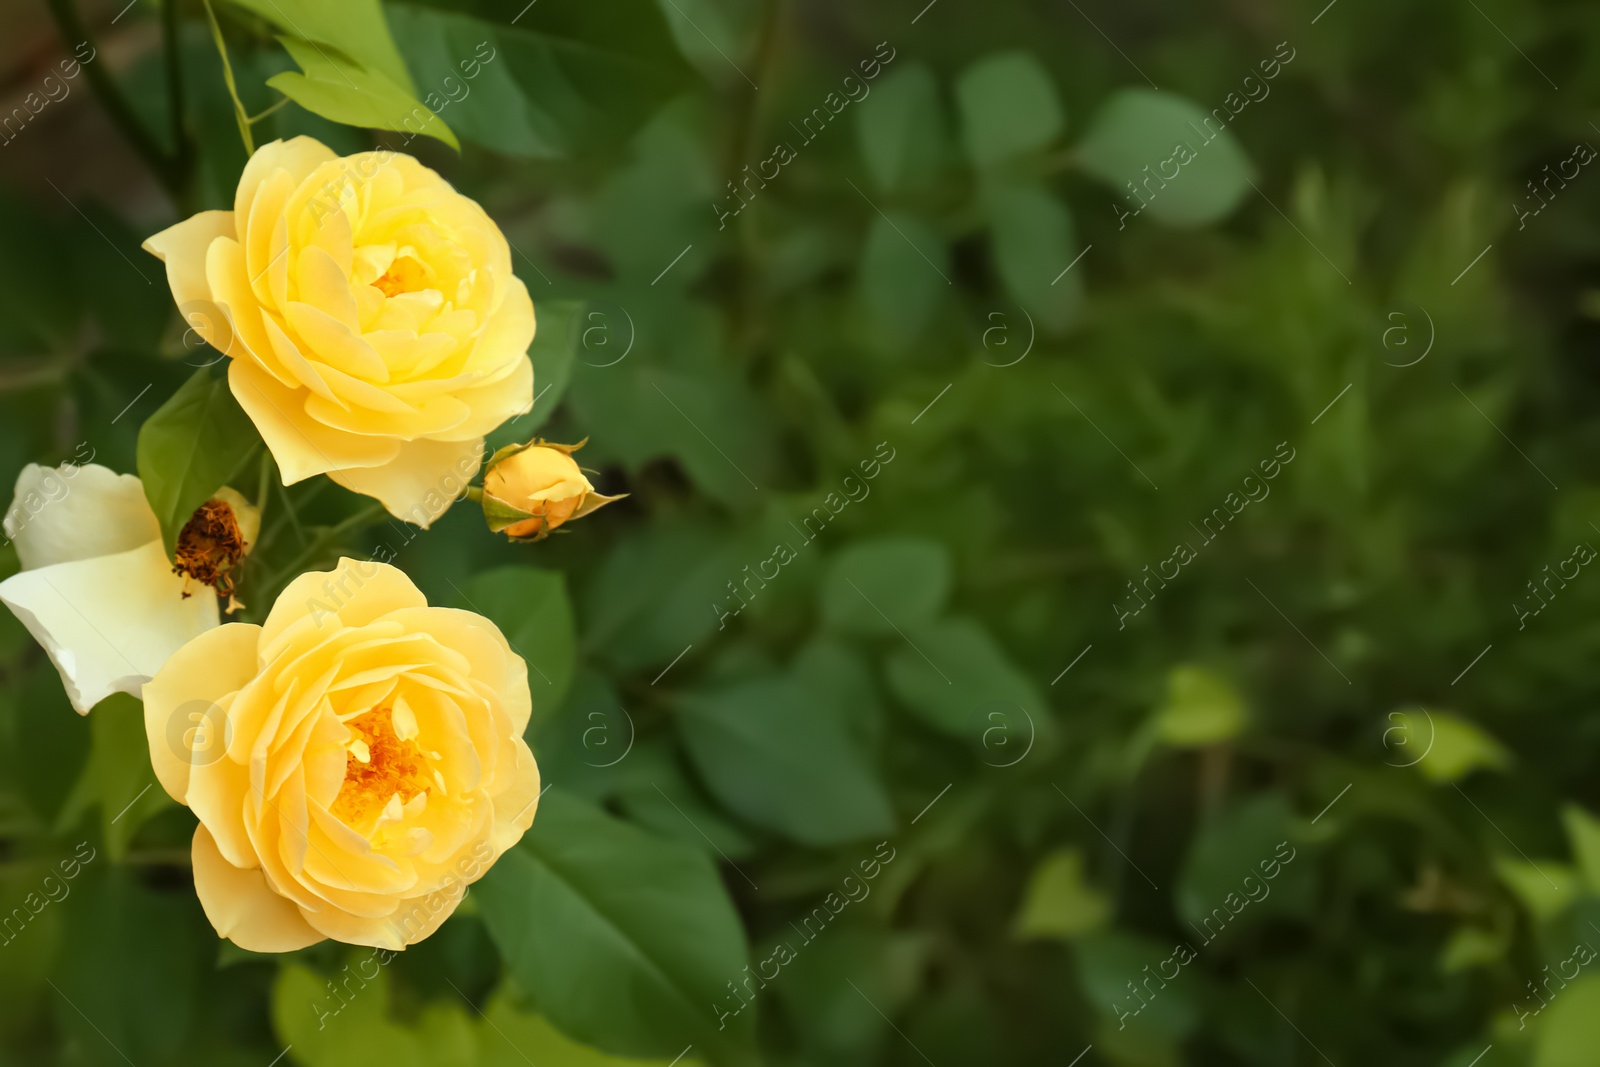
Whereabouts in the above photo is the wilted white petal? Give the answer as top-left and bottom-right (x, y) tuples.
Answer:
(0, 539), (218, 714)
(4, 463), (161, 571)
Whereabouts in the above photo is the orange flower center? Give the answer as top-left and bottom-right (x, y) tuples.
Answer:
(333, 707), (430, 825)
(173, 498), (246, 595)
(374, 254), (429, 297)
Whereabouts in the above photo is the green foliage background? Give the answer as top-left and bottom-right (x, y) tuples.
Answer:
(1, 0), (1599, 1064)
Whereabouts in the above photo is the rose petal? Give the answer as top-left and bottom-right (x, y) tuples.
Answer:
(192, 823), (324, 953)
(327, 438), (483, 529)
(142, 622), (261, 803)
(4, 463), (159, 570)
(0, 540), (218, 714)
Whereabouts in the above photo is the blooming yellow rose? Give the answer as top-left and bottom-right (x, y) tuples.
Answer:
(142, 557), (540, 951)
(476, 438), (624, 541)
(143, 137), (535, 527)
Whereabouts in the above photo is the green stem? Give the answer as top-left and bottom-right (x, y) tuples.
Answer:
(42, 0), (183, 198)
(259, 502), (386, 597)
(200, 0), (253, 155)
(247, 96), (290, 124)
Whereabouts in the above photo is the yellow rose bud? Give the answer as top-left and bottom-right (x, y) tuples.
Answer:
(142, 137), (534, 529)
(475, 438), (624, 541)
(142, 558), (540, 952)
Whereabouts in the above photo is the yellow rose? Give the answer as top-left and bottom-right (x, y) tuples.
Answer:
(143, 137), (535, 527)
(476, 439), (624, 541)
(142, 557), (540, 951)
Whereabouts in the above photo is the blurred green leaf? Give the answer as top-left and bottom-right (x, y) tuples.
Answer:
(1495, 856), (1578, 924)
(885, 616), (1048, 745)
(476, 789), (754, 1060)
(858, 211), (950, 351)
(462, 566), (577, 725)
(135, 367), (262, 557)
(1534, 975), (1600, 1067)
(857, 62), (949, 191)
(1154, 665), (1246, 748)
(821, 537), (952, 638)
(1565, 804), (1600, 895)
(56, 695), (172, 862)
(1075, 89), (1254, 227)
(955, 51), (1064, 167)
(390, 4), (691, 158)
(1013, 848), (1110, 942)
(982, 179), (1082, 333)
(1177, 794), (1311, 933)
(1403, 709), (1512, 784)
(680, 675), (895, 845)
(1073, 930), (1198, 1040)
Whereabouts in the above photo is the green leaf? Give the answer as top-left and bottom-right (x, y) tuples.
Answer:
(654, 0), (761, 86)
(1565, 804), (1600, 895)
(1535, 975), (1600, 1067)
(857, 212), (950, 352)
(462, 566), (577, 723)
(476, 789), (755, 1061)
(1153, 665), (1247, 748)
(389, 4), (691, 158)
(56, 695), (172, 861)
(1073, 930), (1198, 1040)
(1392, 709), (1511, 784)
(268, 37), (459, 150)
(521, 298), (580, 435)
(54, 867), (210, 1064)
(983, 179), (1082, 334)
(1494, 855), (1578, 923)
(955, 51), (1064, 167)
(1012, 848), (1111, 942)
(272, 963), (476, 1067)
(884, 617), (1049, 745)
(136, 367), (262, 556)
(857, 62), (949, 191)
(679, 675), (895, 846)
(821, 537), (952, 637)
(1075, 88), (1254, 227)
(1176, 793), (1311, 933)
(479, 994), (710, 1067)
(226, 0), (417, 91)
